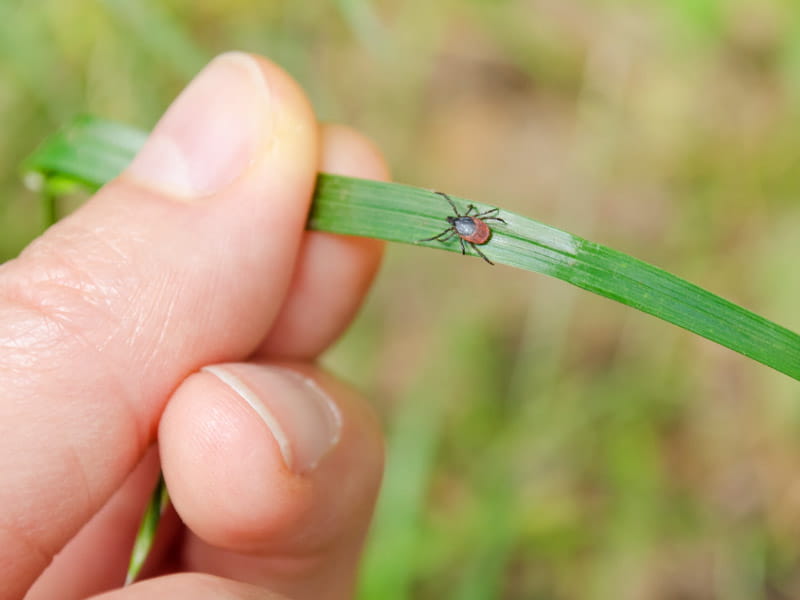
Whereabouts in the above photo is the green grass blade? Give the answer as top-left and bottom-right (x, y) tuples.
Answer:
(357, 365), (447, 600)
(125, 474), (169, 585)
(312, 179), (800, 380)
(454, 479), (516, 600)
(40, 188), (58, 230)
(23, 116), (800, 381)
(334, 0), (388, 57)
(23, 114), (148, 190)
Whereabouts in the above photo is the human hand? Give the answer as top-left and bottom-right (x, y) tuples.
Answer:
(1, 52), (387, 600)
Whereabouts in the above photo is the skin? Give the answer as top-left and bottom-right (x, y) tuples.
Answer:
(0, 53), (387, 600)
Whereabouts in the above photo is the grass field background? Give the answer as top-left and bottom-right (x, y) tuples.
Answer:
(2, 1), (800, 598)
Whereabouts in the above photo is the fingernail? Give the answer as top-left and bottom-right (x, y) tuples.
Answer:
(126, 52), (271, 200)
(203, 364), (342, 474)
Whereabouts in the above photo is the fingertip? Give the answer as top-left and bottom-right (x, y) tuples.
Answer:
(245, 53), (320, 189)
(317, 122), (389, 261)
(88, 572), (281, 599)
(317, 124), (389, 267)
(120, 51), (318, 201)
(159, 369), (313, 552)
(259, 123), (390, 358)
(159, 363), (383, 556)
(319, 123), (391, 182)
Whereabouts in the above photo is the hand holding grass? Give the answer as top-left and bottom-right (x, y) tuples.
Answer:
(2, 53), (386, 600)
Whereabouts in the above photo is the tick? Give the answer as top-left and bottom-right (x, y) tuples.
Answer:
(418, 192), (507, 265)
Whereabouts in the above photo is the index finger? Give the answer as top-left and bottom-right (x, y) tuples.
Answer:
(0, 53), (318, 599)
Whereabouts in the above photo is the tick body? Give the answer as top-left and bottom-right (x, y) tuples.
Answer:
(418, 192), (506, 265)
(450, 215), (491, 244)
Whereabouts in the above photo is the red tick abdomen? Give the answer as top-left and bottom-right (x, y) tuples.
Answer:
(462, 218), (491, 244)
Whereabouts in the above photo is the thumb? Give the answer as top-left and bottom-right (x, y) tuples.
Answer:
(0, 52), (318, 599)
(126, 52), (311, 200)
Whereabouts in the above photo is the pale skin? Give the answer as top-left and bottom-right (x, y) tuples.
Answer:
(0, 53), (387, 599)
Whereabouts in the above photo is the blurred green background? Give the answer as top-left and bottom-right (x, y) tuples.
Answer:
(3, 1), (800, 598)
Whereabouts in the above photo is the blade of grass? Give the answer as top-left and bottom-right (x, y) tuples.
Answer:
(454, 477), (516, 600)
(23, 115), (800, 381)
(334, 0), (388, 58)
(125, 474), (169, 585)
(357, 348), (449, 600)
(40, 188), (57, 230)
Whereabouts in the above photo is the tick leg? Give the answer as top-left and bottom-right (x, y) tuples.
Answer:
(465, 204), (478, 216)
(470, 243), (495, 265)
(475, 207), (498, 217)
(435, 191), (461, 216)
(418, 228), (454, 242)
(459, 237), (468, 255)
(477, 208), (506, 224)
(475, 208), (507, 224)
